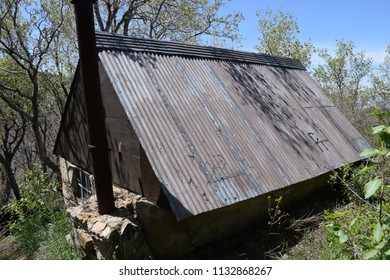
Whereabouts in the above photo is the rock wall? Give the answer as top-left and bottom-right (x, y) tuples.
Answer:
(66, 187), (151, 259)
(60, 157), (198, 259)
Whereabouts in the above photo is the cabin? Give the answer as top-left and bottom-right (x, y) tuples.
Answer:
(54, 31), (369, 259)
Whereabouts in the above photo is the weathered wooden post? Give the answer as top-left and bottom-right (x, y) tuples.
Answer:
(71, 0), (115, 214)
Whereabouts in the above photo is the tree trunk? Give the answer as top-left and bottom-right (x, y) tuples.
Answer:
(31, 118), (60, 179)
(30, 76), (61, 179)
(2, 161), (21, 201)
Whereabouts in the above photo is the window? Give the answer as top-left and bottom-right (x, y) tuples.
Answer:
(76, 168), (94, 200)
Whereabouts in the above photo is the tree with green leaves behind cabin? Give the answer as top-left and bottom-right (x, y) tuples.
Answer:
(313, 40), (373, 135)
(370, 45), (390, 113)
(255, 8), (314, 68)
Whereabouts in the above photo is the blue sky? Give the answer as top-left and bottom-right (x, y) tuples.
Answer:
(220, 0), (390, 65)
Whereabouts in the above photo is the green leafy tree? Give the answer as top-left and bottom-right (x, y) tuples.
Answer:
(93, 0), (243, 45)
(370, 45), (390, 112)
(356, 108), (390, 259)
(313, 40), (373, 134)
(255, 8), (314, 68)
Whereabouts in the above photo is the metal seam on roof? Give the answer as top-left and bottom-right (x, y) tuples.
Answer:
(151, 54), (222, 210)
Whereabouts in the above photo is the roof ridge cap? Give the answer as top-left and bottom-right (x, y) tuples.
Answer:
(95, 31), (306, 70)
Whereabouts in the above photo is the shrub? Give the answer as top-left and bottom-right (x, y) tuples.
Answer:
(324, 107), (390, 260)
(2, 165), (80, 259)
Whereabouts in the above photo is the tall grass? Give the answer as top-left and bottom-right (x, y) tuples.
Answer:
(34, 210), (81, 260)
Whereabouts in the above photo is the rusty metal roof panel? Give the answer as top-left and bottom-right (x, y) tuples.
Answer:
(96, 33), (369, 221)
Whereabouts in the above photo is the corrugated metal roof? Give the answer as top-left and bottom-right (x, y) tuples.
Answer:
(96, 32), (306, 70)
(96, 32), (370, 221)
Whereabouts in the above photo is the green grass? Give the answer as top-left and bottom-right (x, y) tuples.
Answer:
(1, 209), (81, 260)
(283, 213), (353, 260)
(34, 210), (81, 260)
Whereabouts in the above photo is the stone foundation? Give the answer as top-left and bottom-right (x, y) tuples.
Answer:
(66, 187), (151, 259)
(60, 157), (196, 259)
(65, 185), (199, 259)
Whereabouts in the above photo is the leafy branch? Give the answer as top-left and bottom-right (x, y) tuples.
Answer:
(325, 107), (390, 260)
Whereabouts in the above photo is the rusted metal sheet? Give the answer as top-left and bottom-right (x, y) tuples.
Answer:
(94, 33), (370, 220)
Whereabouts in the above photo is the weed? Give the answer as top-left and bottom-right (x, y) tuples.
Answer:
(267, 195), (289, 229)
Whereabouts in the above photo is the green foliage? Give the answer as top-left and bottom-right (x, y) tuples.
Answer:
(313, 40), (373, 136)
(324, 108), (390, 260)
(2, 165), (79, 259)
(3, 209), (80, 259)
(4, 165), (62, 223)
(267, 195), (289, 229)
(323, 204), (373, 259)
(255, 8), (314, 68)
(324, 203), (390, 260)
(328, 163), (367, 204)
(370, 45), (390, 112)
(3, 165), (61, 255)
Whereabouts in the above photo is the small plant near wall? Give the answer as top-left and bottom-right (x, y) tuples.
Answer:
(267, 195), (290, 229)
(325, 107), (390, 260)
